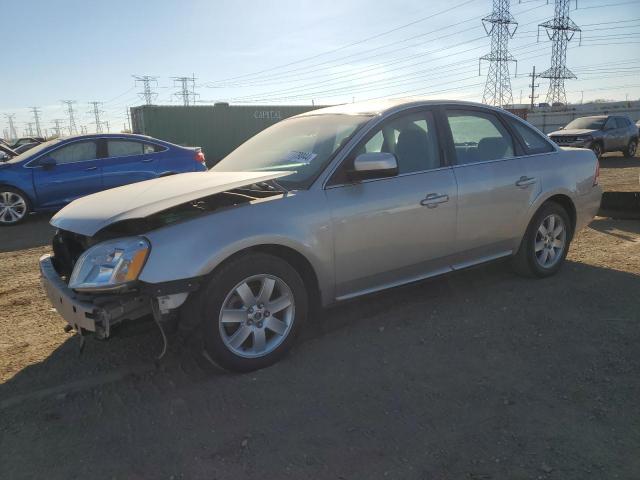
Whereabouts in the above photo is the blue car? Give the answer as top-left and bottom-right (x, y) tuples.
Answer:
(0, 133), (207, 225)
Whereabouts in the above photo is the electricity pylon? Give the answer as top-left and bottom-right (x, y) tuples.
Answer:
(479, 0), (518, 107)
(538, 0), (581, 105)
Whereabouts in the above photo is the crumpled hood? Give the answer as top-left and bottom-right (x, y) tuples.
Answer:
(51, 171), (291, 236)
(549, 128), (597, 137)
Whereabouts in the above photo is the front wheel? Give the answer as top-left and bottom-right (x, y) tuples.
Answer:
(0, 188), (30, 226)
(196, 253), (307, 372)
(590, 142), (603, 159)
(512, 202), (572, 278)
(624, 139), (637, 158)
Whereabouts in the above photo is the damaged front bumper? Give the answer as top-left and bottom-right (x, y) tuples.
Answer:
(39, 254), (152, 338)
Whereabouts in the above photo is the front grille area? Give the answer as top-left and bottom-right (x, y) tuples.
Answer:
(51, 230), (91, 279)
(551, 136), (577, 143)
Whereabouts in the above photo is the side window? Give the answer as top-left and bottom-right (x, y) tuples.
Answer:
(506, 117), (554, 154)
(604, 117), (616, 130)
(615, 118), (628, 129)
(446, 110), (515, 164)
(48, 141), (97, 165)
(359, 111), (440, 174)
(107, 140), (144, 157)
(144, 144), (155, 154)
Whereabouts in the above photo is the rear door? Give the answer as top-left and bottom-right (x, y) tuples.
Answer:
(33, 139), (102, 208)
(102, 139), (158, 189)
(443, 108), (534, 264)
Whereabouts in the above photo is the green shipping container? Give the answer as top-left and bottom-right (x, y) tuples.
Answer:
(130, 103), (327, 166)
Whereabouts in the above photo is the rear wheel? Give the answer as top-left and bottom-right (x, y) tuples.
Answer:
(624, 138), (637, 158)
(0, 187), (30, 226)
(196, 253), (307, 372)
(512, 202), (572, 278)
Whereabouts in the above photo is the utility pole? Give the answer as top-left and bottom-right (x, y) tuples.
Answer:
(29, 107), (43, 137)
(133, 75), (159, 105)
(26, 122), (34, 136)
(125, 107), (131, 132)
(61, 100), (78, 135)
(479, 0), (518, 107)
(104, 121), (110, 133)
(3, 114), (17, 141)
(172, 76), (198, 106)
(538, 0), (581, 105)
(88, 101), (105, 133)
(529, 65), (539, 110)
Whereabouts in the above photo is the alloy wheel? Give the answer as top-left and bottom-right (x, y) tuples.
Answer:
(534, 214), (567, 268)
(0, 191), (27, 225)
(218, 274), (295, 358)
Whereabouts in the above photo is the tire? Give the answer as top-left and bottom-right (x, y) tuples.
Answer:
(590, 142), (603, 159)
(624, 138), (637, 158)
(0, 187), (31, 226)
(195, 253), (308, 372)
(511, 202), (572, 278)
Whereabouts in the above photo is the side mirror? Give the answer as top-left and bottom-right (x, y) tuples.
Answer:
(348, 152), (398, 181)
(40, 157), (57, 170)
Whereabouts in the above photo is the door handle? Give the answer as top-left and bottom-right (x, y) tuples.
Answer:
(141, 158), (154, 163)
(420, 193), (449, 208)
(85, 166), (98, 171)
(515, 176), (536, 188)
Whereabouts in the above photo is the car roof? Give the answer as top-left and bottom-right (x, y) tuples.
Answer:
(54, 133), (158, 142)
(296, 98), (501, 117)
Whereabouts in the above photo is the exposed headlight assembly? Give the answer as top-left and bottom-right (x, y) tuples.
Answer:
(69, 237), (150, 292)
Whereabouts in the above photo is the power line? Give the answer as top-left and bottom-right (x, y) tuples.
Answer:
(172, 76), (198, 106)
(29, 107), (43, 137)
(3, 114), (17, 141)
(61, 100), (78, 135)
(88, 101), (105, 133)
(51, 119), (65, 138)
(480, 0), (519, 106)
(538, 0), (581, 104)
(133, 75), (159, 105)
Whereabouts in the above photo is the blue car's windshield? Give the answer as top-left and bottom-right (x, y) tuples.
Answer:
(211, 114), (373, 189)
(5, 138), (62, 164)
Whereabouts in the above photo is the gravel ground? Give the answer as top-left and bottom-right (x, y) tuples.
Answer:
(0, 156), (639, 480)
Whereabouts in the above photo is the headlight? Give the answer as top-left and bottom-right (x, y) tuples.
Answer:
(69, 237), (150, 291)
(575, 135), (592, 142)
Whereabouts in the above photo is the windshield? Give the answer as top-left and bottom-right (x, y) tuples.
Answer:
(564, 117), (606, 130)
(5, 138), (62, 164)
(211, 114), (373, 188)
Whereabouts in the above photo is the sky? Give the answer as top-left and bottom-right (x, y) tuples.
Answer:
(2, 0), (639, 137)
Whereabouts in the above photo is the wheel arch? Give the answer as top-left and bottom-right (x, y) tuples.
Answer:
(544, 194), (577, 235)
(206, 243), (323, 310)
(0, 184), (34, 207)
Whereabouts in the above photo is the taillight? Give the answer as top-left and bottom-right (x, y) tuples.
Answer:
(593, 160), (600, 186)
(194, 151), (206, 166)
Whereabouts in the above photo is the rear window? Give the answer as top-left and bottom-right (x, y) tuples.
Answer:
(506, 117), (555, 154)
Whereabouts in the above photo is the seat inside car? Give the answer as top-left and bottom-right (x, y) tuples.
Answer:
(395, 127), (432, 173)
(477, 137), (512, 162)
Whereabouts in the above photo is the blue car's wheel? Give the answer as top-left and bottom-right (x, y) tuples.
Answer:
(0, 187), (30, 226)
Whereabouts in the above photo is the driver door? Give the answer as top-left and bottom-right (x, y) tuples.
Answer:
(33, 140), (103, 209)
(324, 109), (458, 299)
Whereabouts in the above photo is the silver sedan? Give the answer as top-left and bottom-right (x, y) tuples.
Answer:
(41, 99), (602, 372)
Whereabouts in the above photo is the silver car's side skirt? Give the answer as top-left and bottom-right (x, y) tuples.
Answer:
(335, 266), (452, 302)
(451, 250), (513, 271)
(334, 250), (513, 303)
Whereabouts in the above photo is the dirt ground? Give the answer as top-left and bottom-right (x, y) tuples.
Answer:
(1, 155), (639, 479)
